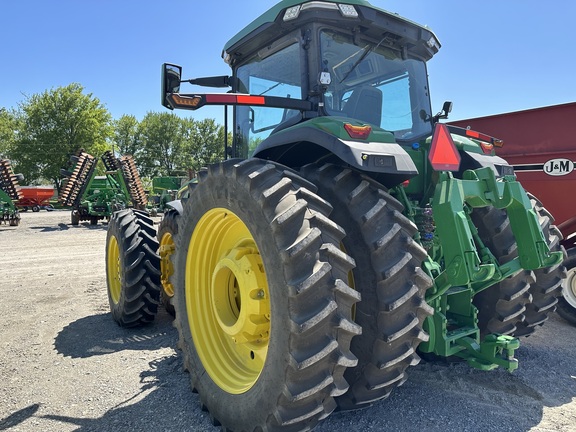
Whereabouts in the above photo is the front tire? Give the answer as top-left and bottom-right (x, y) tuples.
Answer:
(301, 163), (433, 411)
(173, 159), (361, 431)
(106, 209), (161, 327)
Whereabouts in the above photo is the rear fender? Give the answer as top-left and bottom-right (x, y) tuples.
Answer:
(461, 151), (514, 178)
(165, 199), (183, 216)
(253, 125), (418, 184)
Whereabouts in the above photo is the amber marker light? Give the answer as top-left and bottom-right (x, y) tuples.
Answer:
(344, 123), (372, 140)
(171, 94), (202, 108)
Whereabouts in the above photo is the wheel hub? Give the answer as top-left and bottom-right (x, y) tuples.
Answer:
(212, 247), (270, 345)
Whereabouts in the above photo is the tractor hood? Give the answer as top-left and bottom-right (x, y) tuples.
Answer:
(222, 0), (441, 66)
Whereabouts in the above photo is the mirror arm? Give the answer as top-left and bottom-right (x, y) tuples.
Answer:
(183, 76), (232, 88)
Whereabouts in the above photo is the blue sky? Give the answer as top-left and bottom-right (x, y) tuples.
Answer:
(1, 1), (575, 123)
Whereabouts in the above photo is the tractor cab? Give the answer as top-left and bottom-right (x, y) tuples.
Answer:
(163, 0), (441, 182)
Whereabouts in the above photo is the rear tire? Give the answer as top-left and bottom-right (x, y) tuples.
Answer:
(557, 247), (576, 325)
(301, 163), (433, 411)
(513, 196), (566, 336)
(106, 209), (161, 327)
(471, 206), (533, 336)
(158, 209), (179, 316)
(471, 195), (566, 337)
(173, 159), (361, 431)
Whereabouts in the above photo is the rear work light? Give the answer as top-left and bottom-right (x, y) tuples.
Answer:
(284, 2), (358, 21)
(344, 123), (371, 140)
(428, 123), (461, 171)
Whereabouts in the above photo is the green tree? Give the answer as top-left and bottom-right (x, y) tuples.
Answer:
(0, 108), (18, 159)
(181, 118), (226, 172)
(137, 112), (185, 178)
(11, 83), (112, 189)
(113, 114), (140, 156)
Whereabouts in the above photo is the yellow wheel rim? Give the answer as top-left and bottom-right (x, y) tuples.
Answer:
(186, 208), (270, 394)
(107, 235), (121, 304)
(159, 231), (175, 298)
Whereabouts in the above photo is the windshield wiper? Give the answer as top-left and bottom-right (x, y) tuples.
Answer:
(339, 36), (387, 84)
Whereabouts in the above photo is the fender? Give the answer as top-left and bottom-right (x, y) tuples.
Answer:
(253, 122), (418, 186)
(164, 199), (183, 215)
(461, 151), (515, 178)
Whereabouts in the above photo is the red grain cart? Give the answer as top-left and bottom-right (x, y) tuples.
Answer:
(17, 186), (55, 212)
(450, 102), (576, 324)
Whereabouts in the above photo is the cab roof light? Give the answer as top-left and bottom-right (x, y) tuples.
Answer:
(344, 123), (372, 140)
(338, 4), (359, 17)
(284, 2), (355, 21)
(283, 5), (301, 21)
(428, 123), (461, 171)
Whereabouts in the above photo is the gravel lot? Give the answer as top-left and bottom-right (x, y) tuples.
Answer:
(1, 211), (575, 432)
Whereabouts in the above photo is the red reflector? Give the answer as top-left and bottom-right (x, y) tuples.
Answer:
(237, 95), (265, 105)
(429, 124), (461, 171)
(205, 94), (236, 104)
(344, 123), (372, 140)
(465, 129), (493, 143)
(204, 94), (266, 105)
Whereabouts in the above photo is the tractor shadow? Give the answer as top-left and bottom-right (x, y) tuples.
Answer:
(48, 310), (575, 431)
(44, 309), (220, 431)
(38, 354), (217, 431)
(31, 222), (108, 232)
(0, 404), (40, 431)
(54, 308), (176, 359)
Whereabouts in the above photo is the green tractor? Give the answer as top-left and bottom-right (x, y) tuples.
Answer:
(0, 159), (23, 226)
(60, 150), (147, 225)
(105, 1), (566, 430)
(147, 176), (187, 215)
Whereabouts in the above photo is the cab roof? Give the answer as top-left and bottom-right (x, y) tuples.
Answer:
(222, 0), (440, 65)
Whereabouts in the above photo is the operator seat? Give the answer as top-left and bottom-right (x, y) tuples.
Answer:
(344, 86), (382, 127)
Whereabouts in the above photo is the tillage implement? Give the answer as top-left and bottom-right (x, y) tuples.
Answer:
(59, 150), (147, 225)
(105, 1), (566, 430)
(0, 159), (23, 226)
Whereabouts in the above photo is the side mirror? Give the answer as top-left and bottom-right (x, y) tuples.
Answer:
(162, 63), (182, 109)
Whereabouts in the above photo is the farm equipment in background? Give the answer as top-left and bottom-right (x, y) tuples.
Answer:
(105, 1), (566, 430)
(147, 176), (187, 215)
(17, 186), (55, 212)
(59, 150), (147, 225)
(450, 102), (576, 325)
(0, 159), (23, 226)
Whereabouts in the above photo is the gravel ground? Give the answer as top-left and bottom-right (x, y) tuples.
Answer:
(0, 211), (575, 432)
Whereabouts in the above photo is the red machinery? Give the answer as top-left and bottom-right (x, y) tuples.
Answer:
(17, 186), (55, 212)
(450, 102), (576, 324)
